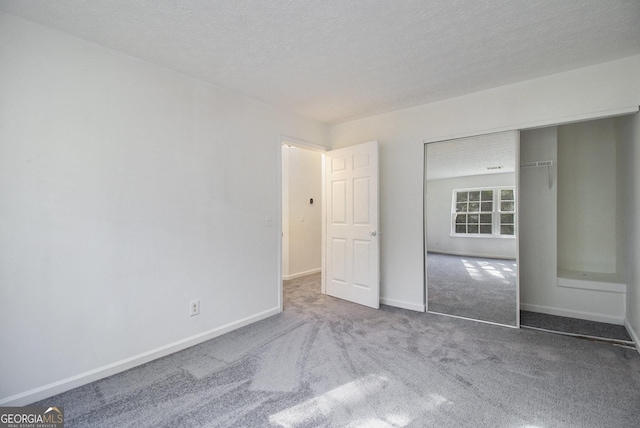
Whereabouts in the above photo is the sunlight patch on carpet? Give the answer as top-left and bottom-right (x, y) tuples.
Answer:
(269, 374), (398, 427)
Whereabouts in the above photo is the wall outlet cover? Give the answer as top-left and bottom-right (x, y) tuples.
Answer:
(190, 299), (200, 316)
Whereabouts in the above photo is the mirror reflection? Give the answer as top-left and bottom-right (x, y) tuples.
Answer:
(425, 132), (518, 326)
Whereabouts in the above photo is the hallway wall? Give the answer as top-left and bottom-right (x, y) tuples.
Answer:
(282, 146), (322, 278)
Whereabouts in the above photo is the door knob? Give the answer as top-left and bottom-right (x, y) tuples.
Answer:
(369, 230), (377, 237)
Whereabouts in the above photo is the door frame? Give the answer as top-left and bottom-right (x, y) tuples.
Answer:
(277, 135), (327, 312)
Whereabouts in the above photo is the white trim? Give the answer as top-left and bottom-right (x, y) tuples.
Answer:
(0, 307), (281, 406)
(449, 234), (516, 239)
(281, 145), (290, 282)
(380, 297), (425, 312)
(624, 319), (640, 355)
(520, 303), (624, 325)
(277, 138), (284, 312)
(283, 268), (322, 281)
(321, 153), (326, 295)
(557, 276), (626, 294)
(514, 131), (521, 327)
(423, 144), (428, 310)
(423, 106), (640, 144)
(279, 135), (327, 152)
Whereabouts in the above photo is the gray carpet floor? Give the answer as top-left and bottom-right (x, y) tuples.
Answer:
(427, 252), (517, 326)
(32, 273), (640, 427)
(520, 310), (634, 343)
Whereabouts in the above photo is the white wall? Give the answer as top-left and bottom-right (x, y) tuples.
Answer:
(618, 113), (640, 343)
(0, 13), (327, 403)
(557, 119), (620, 275)
(329, 54), (640, 311)
(282, 146), (322, 278)
(426, 173), (516, 259)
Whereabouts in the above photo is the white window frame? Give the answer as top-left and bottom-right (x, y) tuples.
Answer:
(451, 186), (516, 238)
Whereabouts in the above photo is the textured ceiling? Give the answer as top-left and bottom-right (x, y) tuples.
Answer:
(426, 132), (516, 181)
(2, 0), (639, 124)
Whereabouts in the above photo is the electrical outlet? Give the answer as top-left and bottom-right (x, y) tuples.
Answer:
(190, 299), (200, 316)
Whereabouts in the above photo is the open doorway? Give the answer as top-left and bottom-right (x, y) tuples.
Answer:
(280, 137), (325, 310)
(279, 137), (381, 310)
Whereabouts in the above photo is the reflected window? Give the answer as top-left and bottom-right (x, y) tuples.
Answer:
(452, 187), (515, 237)
(500, 189), (515, 235)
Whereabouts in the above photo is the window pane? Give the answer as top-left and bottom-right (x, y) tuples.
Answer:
(480, 225), (492, 234)
(455, 224), (466, 233)
(468, 202), (480, 212)
(468, 191), (480, 202)
(501, 225), (514, 235)
(456, 203), (467, 212)
(468, 214), (479, 223)
(500, 214), (514, 224)
(480, 214), (492, 223)
(455, 214), (466, 224)
(501, 201), (514, 212)
(457, 192), (468, 202)
(468, 224), (479, 233)
(501, 189), (514, 200)
(481, 190), (493, 200)
(481, 202), (492, 212)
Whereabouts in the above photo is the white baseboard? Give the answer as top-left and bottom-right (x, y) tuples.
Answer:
(380, 297), (425, 312)
(520, 303), (624, 325)
(283, 268), (321, 281)
(0, 307), (281, 406)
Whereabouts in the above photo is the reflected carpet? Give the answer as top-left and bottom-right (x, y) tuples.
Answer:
(427, 252), (517, 326)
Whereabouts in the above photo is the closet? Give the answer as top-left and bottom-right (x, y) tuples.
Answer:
(519, 115), (635, 342)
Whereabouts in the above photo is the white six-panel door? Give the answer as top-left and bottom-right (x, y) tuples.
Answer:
(325, 141), (380, 309)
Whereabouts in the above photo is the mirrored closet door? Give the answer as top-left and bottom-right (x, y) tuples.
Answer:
(424, 131), (519, 327)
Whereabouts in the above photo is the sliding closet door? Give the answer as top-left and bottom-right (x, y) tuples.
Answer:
(425, 131), (519, 327)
